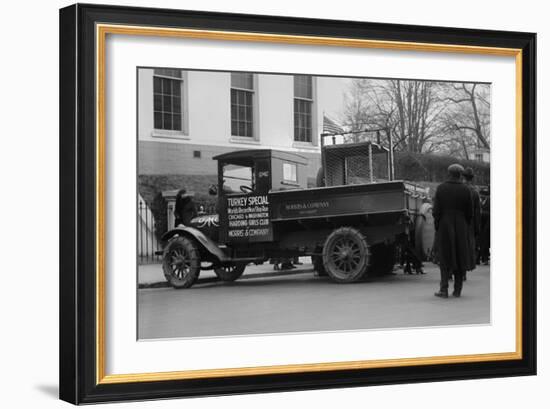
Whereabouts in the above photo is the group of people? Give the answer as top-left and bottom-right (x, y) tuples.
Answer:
(433, 164), (483, 299)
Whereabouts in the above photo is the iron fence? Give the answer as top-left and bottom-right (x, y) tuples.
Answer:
(138, 198), (163, 264)
(195, 202), (218, 216)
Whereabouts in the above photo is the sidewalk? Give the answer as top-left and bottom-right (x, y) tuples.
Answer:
(138, 257), (314, 288)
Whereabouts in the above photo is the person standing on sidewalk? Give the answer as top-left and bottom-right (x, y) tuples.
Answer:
(433, 164), (473, 298)
(463, 167), (482, 279)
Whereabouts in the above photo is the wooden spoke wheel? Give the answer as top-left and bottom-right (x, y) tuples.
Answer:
(322, 227), (370, 283)
(214, 263), (246, 282)
(162, 236), (201, 289)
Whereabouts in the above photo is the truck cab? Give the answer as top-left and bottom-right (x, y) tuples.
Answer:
(213, 149), (308, 244)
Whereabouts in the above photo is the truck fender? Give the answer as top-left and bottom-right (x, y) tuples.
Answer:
(161, 226), (228, 262)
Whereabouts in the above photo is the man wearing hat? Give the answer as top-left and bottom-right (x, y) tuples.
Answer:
(463, 167), (482, 276)
(174, 188), (197, 227)
(433, 164), (473, 298)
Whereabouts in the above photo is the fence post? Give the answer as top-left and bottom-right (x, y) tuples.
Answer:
(162, 190), (178, 229)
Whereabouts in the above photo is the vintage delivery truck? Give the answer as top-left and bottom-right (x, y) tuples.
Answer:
(160, 141), (435, 289)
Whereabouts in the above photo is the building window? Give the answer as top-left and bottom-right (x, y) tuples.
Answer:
(294, 75), (313, 143)
(153, 68), (183, 131)
(475, 153), (484, 162)
(231, 73), (254, 138)
(283, 163), (298, 183)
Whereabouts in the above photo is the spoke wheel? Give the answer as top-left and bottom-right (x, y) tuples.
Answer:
(323, 227), (370, 283)
(214, 263), (246, 282)
(162, 236), (201, 289)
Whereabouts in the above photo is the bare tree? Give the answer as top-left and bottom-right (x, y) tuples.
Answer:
(442, 83), (491, 151)
(390, 80), (447, 153)
(342, 79), (491, 158)
(343, 79), (445, 153)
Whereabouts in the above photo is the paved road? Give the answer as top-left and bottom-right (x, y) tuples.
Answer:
(138, 262), (490, 339)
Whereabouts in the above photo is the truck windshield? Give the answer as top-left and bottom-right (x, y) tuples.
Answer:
(222, 164), (254, 194)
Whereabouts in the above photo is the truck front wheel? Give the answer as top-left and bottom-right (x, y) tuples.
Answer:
(162, 236), (201, 289)
(214, 263), (246, 282)
(323, 227), (370, 283)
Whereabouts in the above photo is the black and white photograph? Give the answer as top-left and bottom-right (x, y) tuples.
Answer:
(0, 0), (542, 406)
(137, 68), (491, 340)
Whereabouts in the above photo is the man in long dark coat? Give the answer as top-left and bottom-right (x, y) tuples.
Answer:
(463, 167), (481, 275)
(433, 164), (473, 298)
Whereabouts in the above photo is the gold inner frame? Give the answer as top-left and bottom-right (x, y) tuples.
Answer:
(95, 23), (523, 385)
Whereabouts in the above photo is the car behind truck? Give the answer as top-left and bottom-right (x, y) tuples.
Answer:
(160, 141), (435, 289)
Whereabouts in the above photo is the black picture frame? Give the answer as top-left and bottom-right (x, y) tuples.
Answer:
(59, 3), (536, 404)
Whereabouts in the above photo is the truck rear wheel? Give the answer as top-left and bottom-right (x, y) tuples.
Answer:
(323, 227), (370, 283)
(162, 236), (201, 289)
(214, 263), (246, 282)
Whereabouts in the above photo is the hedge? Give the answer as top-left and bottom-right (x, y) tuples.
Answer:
(394, 152), (490, 186)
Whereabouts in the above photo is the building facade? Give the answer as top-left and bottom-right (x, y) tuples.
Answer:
(138, 68), (348, 178)
(472, 147), (490, 163)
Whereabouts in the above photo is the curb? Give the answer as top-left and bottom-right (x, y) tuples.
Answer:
(139, 267), (315, 289)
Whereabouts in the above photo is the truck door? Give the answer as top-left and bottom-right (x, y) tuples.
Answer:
(219, 158), (273, 243)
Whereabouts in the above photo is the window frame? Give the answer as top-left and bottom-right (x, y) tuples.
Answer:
(230, 72), (259, 142)
(221, 163), (255, 195)
(282, 162), (299, 186)
(151, 69), (189, 138)
(293, 75), (316, 145)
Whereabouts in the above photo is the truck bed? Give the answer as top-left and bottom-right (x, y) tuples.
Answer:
(269, 180), (423, 222)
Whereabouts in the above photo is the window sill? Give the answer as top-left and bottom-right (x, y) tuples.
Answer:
(229, 137), (260, 145)
(292, 142), (319, 151)
(281, 181), (300, 187)
(151, 130), (190, 140)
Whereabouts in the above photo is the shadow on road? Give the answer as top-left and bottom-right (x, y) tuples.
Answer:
(187, 270), (419, 290)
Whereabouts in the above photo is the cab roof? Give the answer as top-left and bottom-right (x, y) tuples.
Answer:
(213, 149), (308, 165)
